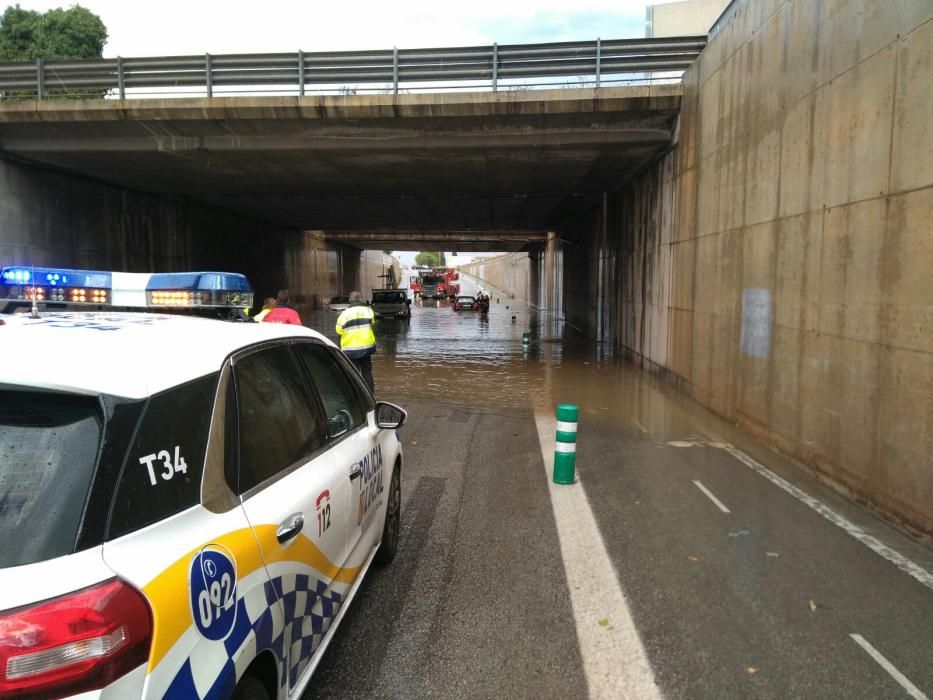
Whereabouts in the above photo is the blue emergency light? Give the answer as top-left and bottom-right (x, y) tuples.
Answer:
(0, 266), (253, 310)
(0, 266), (111, 304)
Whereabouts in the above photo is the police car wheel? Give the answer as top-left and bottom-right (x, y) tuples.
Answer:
(232, 674), (270, 700)
(375, 466), (401, 565)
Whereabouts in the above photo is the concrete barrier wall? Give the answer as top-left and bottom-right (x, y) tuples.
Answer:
(590, 0), (933, 536)
(359, 250), (402, 298)
(0, 158), (369, 320)
(460, 234), (564, 312)
(564, 157), (678, 372)
(460, 252), (533, 303)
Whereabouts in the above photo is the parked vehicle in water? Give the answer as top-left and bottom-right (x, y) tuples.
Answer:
(372, 288), (411, 318)
(327, 294), (351, 312)
(419, 272), (445, 299)
(453, 295), (477, 311)
(441, 268), (460, 299)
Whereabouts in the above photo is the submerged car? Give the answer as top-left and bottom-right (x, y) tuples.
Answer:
(327, 294), (351, 312)
(371, 289), (411, 319)
(453, 295), (477, 311)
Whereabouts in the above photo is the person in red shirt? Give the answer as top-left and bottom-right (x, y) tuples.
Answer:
(262, 289), (302, 325)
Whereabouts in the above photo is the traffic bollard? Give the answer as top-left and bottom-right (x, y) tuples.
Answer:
(553, 404), (578, 484)
(523, 331), (529, 345)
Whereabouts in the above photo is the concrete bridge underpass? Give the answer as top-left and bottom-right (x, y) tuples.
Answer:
(0, 87), (679, 236)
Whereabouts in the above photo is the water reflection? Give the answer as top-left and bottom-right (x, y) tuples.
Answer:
(305, 272), (701, 440)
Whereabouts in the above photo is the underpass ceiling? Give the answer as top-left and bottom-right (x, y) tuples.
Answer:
(0, 88), (681, 239)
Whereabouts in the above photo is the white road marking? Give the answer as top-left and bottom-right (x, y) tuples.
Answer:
(534, 411), (661, 700)
(710, 440), (933, 592)
(850, 634), (929, 700)
(692, 480), (731, 514)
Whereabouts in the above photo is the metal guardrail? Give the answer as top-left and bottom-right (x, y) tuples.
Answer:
(0, 36), (706, 99)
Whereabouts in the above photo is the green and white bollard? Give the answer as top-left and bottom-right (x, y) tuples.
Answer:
(523, 331), (530, 345)
(553, 404), (578, 484)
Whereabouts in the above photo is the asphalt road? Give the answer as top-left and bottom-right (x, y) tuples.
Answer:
(303, 281), (933, 699)
(309, 401), (587, 698)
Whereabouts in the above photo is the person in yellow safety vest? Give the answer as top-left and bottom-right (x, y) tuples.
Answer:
(335, 290), (377, 393)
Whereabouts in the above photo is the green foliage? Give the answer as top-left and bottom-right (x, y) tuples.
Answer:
(415, 251), (446, 268)
(0, 5), (107, 61)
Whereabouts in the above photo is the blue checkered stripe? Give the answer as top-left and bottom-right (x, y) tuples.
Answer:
(281, 573), (344, 687)
(163, 573), (343, 699)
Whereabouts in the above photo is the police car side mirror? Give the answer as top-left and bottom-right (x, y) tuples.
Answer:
(375, 402), (407, 429)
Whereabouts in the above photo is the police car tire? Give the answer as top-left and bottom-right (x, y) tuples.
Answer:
(232, 674), (270, 700)
(375, 466), (401, 566)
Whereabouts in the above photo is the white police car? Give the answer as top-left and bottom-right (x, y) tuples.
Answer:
(0, 266), (405, 699)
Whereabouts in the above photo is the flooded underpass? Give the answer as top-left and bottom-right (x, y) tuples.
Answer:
(305, 272), (933, 699)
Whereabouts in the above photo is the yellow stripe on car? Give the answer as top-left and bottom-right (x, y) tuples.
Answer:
(142, 526), (361, 672)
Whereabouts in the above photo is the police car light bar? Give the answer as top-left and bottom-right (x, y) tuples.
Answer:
(0, 266), (253, 310)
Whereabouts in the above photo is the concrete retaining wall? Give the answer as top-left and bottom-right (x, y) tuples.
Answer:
(359, 250), (402, 298)
(570, 0), (933, 536)
(0, 157), (390, 321)
(460, 252), (534, 303)
(460, 234), (564, 312)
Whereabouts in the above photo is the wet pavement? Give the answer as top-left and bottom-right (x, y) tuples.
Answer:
(305, 272), (933, 699)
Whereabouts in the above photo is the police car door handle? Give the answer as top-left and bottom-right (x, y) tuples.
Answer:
(349, 463), (362, 481)
(276, 513), (304, 544)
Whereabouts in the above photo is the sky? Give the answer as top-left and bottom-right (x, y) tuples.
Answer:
(11, 0), (660, 57)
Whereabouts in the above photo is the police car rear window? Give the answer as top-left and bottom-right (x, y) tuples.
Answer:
(0, 391), (102, 568)
(108, 374), (216, 539)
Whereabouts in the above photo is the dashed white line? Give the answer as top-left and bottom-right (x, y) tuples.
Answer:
(711, 441), (933, 592)
(534, 411), (661, 700)
(692, 480), (731, 514)
(850, 634), (929, 699)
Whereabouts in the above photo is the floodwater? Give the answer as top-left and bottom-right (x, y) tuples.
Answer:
(305, 271), (705, 441)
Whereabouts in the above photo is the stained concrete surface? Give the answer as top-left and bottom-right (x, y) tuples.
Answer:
(300, 274), (933, 698)
(0, 88), (682, 232)
(0, 157), (398, 317)
(557, 0), (933, 537)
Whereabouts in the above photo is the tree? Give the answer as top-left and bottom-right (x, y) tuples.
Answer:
(0, 5), (107, 62)
(415, 251), (446, 268)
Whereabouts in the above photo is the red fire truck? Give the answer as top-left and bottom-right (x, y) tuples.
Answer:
(441, 268), (460, 299)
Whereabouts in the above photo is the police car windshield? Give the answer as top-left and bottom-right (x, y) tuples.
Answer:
(0, 390), (103, 568)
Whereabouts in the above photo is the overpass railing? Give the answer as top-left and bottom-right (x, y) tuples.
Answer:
(0, 36), (706, 100)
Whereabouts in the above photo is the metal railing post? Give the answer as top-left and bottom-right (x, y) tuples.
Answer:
(36, 59), (44, 99)
(205, 53), (213, 97)
(492, 42), (498, 92)
(117, 56), (125, 99)
(298, 50), (305, 96)
(392, 46), (399, 94)
(595, 37), (601, 88)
